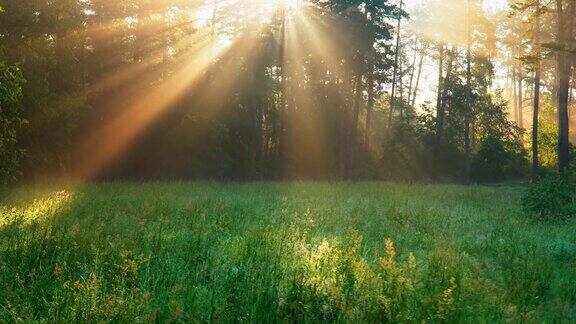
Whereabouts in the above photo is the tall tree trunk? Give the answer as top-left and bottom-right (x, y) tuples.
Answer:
(464, 0), (472, 182)
(437, 47), (456, 159)
(388, 0), (403, 129)
(518, 71), (524, 128)
(558, 56), (571, 173)
(533, 71), (541, 182)
(365, 73), (374, 149)
(436, 46), (456, 166)
(435, 43), (445, 117)
(407, 38), (418, 106)
(340, 62), (353, 177)
(505, 66), (511, 98)
(348, 74), (363, 177)
(442, 48), (456, 99)
(411, 43), (426, 107)
(433, 43), (445, 164)
(512, 65), (518, 122)
(278, 2), (287, 163)
(532, 2), (541, 182)
(399, 53), (404, 118)
(555, 0), (574, 173)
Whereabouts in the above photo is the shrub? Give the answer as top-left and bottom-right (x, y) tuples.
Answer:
(522, 176), (576, 219)
(471, 135), (529, 183)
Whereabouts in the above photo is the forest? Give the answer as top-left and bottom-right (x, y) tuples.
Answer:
(0, 0), (573, 183)
(1, 0), (576, 322)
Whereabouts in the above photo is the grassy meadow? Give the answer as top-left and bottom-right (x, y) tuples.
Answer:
(1, 182), (575, 322)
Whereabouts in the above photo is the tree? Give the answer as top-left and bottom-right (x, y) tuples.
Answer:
(553, 0), (575, 173)
(410, 38), (427, 107)
(512, 0), (547, 181)
(0, 62), (25, 183)
(532, 4), (542, 182)
(388, 0), (404, 129)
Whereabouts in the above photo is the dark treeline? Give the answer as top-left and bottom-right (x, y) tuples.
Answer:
(0, 0), (575, 183)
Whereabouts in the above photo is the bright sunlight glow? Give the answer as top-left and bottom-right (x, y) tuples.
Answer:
(283, 0), (301, 8)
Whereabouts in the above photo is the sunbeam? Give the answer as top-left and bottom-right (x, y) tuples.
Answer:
(74, 39), (229, 179)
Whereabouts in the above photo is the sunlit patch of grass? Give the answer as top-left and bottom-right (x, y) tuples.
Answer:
(0, 182), (575, 322)
(0, 190), (73, 228)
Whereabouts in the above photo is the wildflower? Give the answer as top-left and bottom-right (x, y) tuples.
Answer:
(385, 239), (396, 260)
(408, 253), (416, 270)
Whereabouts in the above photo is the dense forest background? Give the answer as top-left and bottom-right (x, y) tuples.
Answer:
(0, 0), (575, 183)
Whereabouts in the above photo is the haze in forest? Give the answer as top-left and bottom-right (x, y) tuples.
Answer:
(0, 0), (575, 183)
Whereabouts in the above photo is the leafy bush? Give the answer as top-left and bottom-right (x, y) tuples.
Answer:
(522, 176), (576, 219)
(380, 115), (435, 181)
(471, 135), (529, 183)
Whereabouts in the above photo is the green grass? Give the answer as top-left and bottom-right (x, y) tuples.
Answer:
(1, 182), (575, 322)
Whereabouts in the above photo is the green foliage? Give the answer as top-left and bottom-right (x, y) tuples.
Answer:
(534, 100), (560, 170)
(20, 94), (89, 175)
(538, 119), (559, 169)
(522, 176), (576, 219)
(0, 62), (25, 184)
(380, 89), (529, 182)
(471, 135), (528, 182)
(470, 92), (529, 182)
(0, 0), (89, 178)
(1, 183), (575, 322)
(380, 109), (435, 180)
